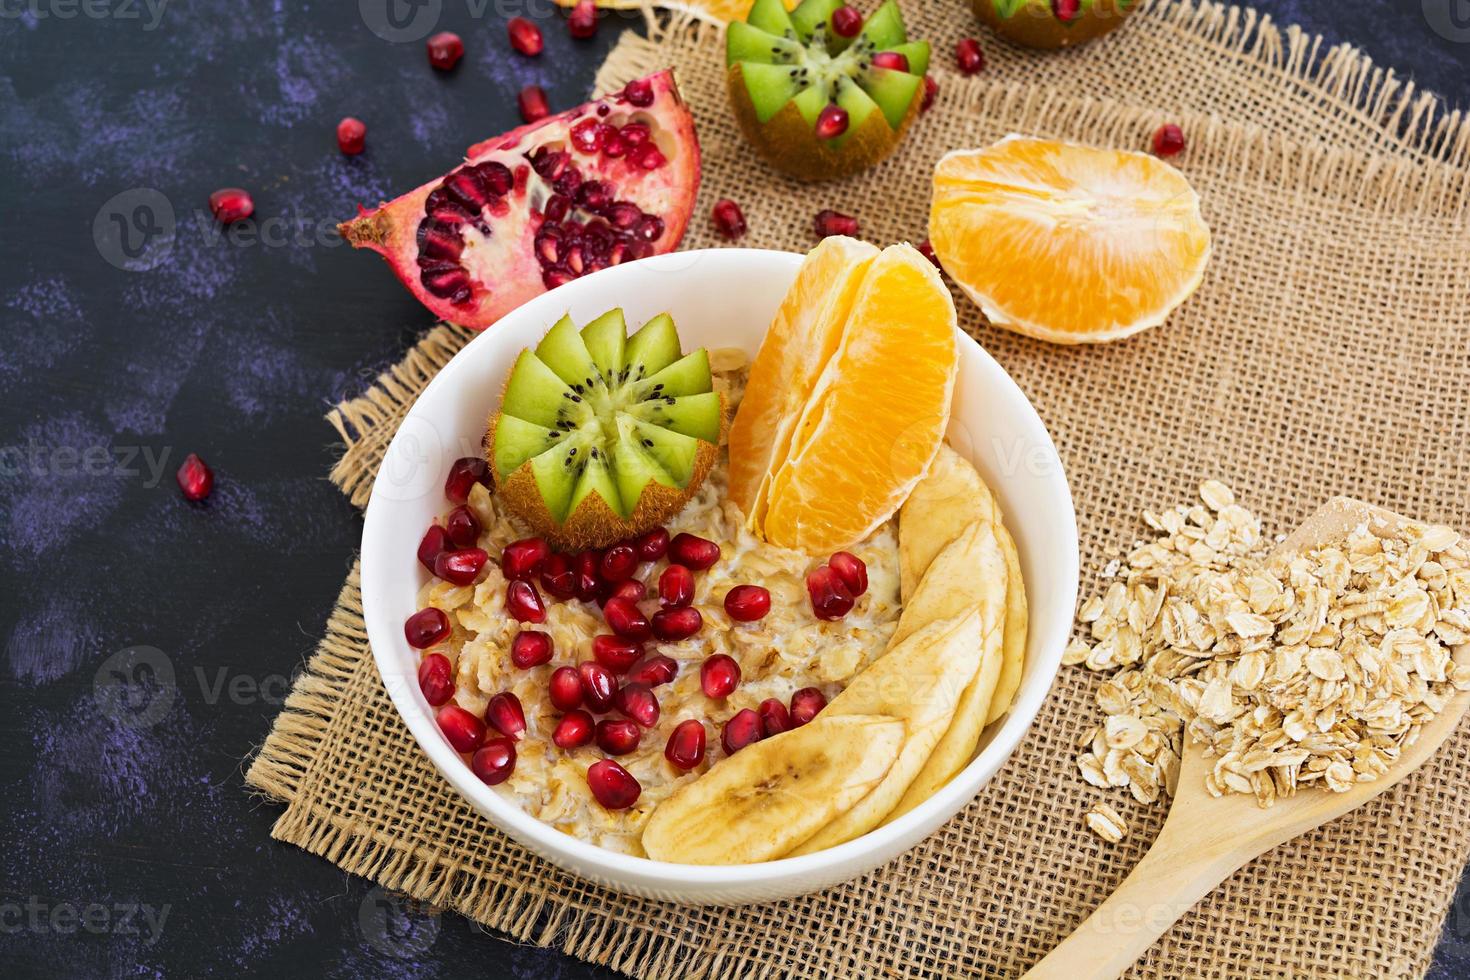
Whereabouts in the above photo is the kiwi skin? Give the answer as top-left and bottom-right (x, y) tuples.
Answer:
(973, 0), (1135, 50)
(484, 396), (728, 552)
(727, 63), (922, 181)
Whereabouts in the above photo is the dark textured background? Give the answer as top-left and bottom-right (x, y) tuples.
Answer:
(2, 1), (1468, 977)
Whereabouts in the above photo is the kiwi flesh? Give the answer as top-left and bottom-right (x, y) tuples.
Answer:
(487, 309), (726, 550)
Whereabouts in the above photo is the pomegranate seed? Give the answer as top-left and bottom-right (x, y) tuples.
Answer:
(471, 738), (516, 784)
(336, 116), (366, 155)
(721, 708), (763, 755)
(700, 654), (740, 699)
(434, 548), (488, 586)
(416, 653), (454, 705)
(176, 452), (213, 500)
(614, 682), (661, 728)
(664, 719), (707, 770)
(404, 607), (451, 649)
(870, 51), (909, 72)
(921, 75), (938, 113)
(956, 38), (985, 75)
(620, 122), (650, 146)
(622, 78), (653, 107)
(592, 633), (644, 673)
(814, 209), (860, 238)
(602, 598), (651, 642)
(587, 759), (641, 809)
(208, 189), (253, 224)
(829, 551), (869, 596)
(570, 118), (605, 155)
(548, 666), (584, 711)
(552, 710), (595, 749)
(606, 579), (646, 605)
(627, 654), (677, 688)
(540, 553), (577, 600)
(518, 85), (550, 123)
(652, 606), (702, 641)
(436, 704), (485, 753)
(506, 580), (547, 623)
(724, 585), (771, 623)
(596, 718), (642, 755)
(444, 456), (491, 503)
(573, 550), (603, 601)
(417, 524), (449, 573)
(426, 31), (464, 71)
(668, 533), (720, 570)
(917, 238), (941, 268)
(635, 527), (669, 562)
(634, 143), (666, 170)
(790, 687), (828, 727)
(658, 564), (695, 607)
(830, 5), (862, 36)
(815, 104), (849, 140)
(578, 661), (616, 712)
(444, 505), (480, 548)
(1152, 123), (1186, 157)
(1053, 0), (1081, 22)
(507, 17), (543, 56)
(568, 0), (597, 38)
(600, 544), (638, 582)
(510, 630), (553, 669)
(807, 565), (855, 620)
(758, 698), (791, 737)
(711, 199), (747, 240)
(485, 691), (526, 739)
(501, 537), (550, 580)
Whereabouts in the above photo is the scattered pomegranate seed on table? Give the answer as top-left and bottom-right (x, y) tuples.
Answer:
(614, 682), (661, 728)
(501, 536), (550, 579)
(830, 5), (862, 37)
(651, 606), (702, 641)
(508, 17), (543, 56)
(815, 104), (849, 140)
(416, 653), (455, 705)
(627, 654), (677, 688)
(404, 607), (451, 649)
(1152, 123), (1186, 157)
(724, 584), (771, 622)
(602, 598), (651, 641)
(176, 452), (214, 500)
(444, 505), (480, 548)
(722, 708), (763, 754)
(700, 654), (741, 699)
(587, 759), (641, 809)
(208, 189), (253, 224)
(506, 579), (547, 622)
(917, 238), (941, 268)
(871, 51), (909, 72)
(485, 691), (526, 738)
(417, 524), (449, 572)
(665, 719), (707, 770)
(510, 629), (554, 669)
(596, 718), (642, 755)
(658, 564), (695, 607)
(1053, 0), (1082, 22)
(668, 533), (720, 570)
(956, 37), (985, 75)
(567, 0), (597, 38)
(790, 687), (828, 727)
(336, 116), (366, 155)
(829, 551), (868, 596)
(592, 633), (644, 672)
(471, 738), (517, 784)
(552, 710), (595, 749)
(921, 75), (939, 113)
(711, 199), (747, 240)
(518, 84), (551, 123)
(758, 698), (791, 737)
(807, 564), (855, 620)
(578, 661), (617, 712)
(548, 666), (584, 711)
(426, 31), (464, 71)
(436, 704), (486, 752)
(434, 548), (488, 585)
(814, 209), (859, 239)
(444, 456), (491, 503)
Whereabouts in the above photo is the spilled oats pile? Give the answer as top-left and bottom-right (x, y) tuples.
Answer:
(1067, 482), (1470, 839)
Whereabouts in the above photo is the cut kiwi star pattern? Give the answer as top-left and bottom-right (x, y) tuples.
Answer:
(725, 0), (929, 180)
(488, 310), (725, 550)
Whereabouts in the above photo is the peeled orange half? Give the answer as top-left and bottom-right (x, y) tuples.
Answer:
(930, 135), (1212, 344)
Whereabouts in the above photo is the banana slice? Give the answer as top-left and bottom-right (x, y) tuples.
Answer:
(886, 522), (1009, 819)
(788, 610), (984, 856)
(986, 521), (1028, 725)
(641, 713), (906, 865)
(898, 444), (998, 600)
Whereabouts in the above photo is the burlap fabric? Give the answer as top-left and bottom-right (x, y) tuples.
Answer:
(246, 3), (1470, 976)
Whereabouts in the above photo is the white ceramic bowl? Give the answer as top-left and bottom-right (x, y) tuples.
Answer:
(361, 248), (1078, 906)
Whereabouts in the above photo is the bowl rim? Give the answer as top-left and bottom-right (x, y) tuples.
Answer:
(361, 247), (1078, 886)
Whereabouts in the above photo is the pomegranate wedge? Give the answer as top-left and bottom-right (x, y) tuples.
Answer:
(340, 70), (700, 330)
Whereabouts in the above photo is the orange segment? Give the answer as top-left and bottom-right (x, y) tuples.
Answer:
(556, 0), (770, 21)
(728, 236), (879, 527)
(763, 243), (958, 553)
(930, 135), (1212, 344)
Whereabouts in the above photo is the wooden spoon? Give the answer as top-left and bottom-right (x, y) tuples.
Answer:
(1024, 497), (1470, 980)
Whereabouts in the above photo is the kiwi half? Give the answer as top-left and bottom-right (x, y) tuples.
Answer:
(973, 0), (1136, 50)
(486, 309), (725, 550)
(726, 0), (929, 181)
